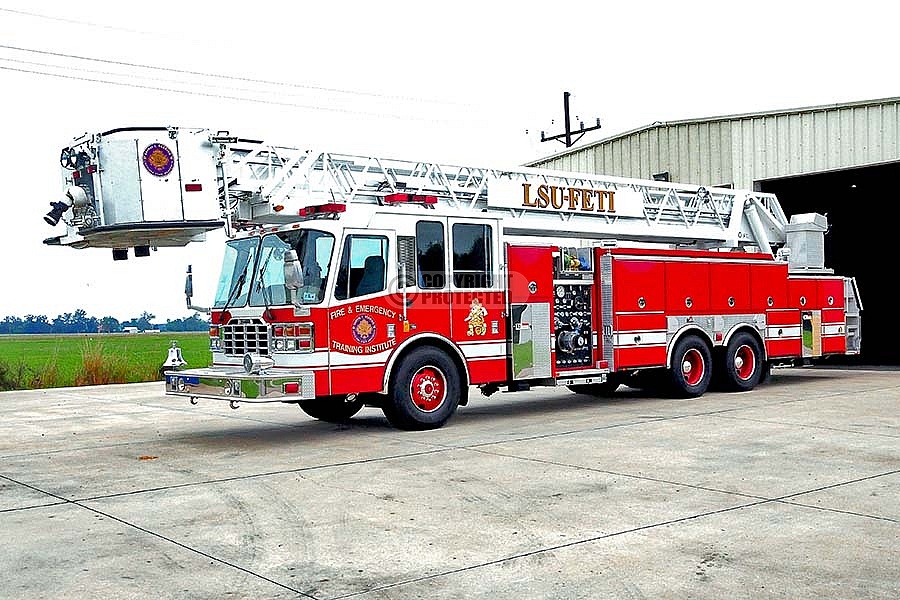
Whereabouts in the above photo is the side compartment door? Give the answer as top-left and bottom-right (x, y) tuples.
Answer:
(507, 245), (554, 380)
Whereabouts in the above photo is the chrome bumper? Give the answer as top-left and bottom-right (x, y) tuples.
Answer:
(164, 367), (316, 403)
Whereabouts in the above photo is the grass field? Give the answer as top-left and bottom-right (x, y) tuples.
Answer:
(0, 332), (212, 390)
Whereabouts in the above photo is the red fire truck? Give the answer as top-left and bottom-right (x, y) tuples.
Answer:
(44, 126), (862, 429)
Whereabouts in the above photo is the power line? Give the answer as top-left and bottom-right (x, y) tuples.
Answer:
(0, 55), (393, 105)
(0, 64), (471, 124)
(0, 42), (471, 108)
(0, 7), (164, 38)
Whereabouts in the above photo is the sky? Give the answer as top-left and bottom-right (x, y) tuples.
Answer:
(1, 0), (896, 323)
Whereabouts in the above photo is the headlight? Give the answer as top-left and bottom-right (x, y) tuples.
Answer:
(270, 322), (314, 353)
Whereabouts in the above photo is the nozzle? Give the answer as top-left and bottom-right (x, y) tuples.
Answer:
(44, 186), (88, 227)
(44, 200), (70, 226)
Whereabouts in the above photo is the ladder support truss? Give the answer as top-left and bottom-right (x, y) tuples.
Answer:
(219, 135), (788, 253)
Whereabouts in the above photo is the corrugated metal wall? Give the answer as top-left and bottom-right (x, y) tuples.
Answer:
(529, 98), (900, 190)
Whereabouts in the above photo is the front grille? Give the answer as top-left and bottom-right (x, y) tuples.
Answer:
(222, 318), (269, 356)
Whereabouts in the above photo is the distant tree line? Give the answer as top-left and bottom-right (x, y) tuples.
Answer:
(0, 310), (209, 334)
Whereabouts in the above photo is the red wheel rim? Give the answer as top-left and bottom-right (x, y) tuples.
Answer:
(734, 344), (756, 381)
(409, 366), (446, 412)
(681, 348), (705, 387)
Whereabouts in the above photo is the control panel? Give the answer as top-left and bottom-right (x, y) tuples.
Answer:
(554, 283), (593, 368)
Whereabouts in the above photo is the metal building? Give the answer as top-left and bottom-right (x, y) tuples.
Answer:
(527, 96), (900, 365)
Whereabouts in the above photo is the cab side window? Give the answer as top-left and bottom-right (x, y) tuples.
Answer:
(416, 221), (445, 289)
(335, 235), (389, 300)
(452, 223), (492, 288)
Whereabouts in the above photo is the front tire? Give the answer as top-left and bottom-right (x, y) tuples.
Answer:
(720, 331), (764, 392)
(384, 348), (461, 430)
(669, 335), (712, 398)
(299, 397), (365, 422)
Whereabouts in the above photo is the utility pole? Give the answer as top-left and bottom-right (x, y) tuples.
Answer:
(540, 91), (602, 148)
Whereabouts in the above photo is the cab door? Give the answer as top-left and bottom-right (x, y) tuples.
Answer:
(447, 217), (506, 384)
(327, 228), (400, 395)
(397, 217), (452, 345)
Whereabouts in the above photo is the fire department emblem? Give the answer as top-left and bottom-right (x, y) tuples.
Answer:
(142, 143), (174, 177)
(352, 314), (376, 344)
(464, 298), (488, 336)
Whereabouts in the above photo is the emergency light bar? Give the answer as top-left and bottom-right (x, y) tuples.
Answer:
(383, 193), (437, 204)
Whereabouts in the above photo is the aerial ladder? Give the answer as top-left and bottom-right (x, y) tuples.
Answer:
(45, 126), (793, 262)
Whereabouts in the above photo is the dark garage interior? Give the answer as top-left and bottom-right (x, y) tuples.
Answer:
(759, 162), (899, 366)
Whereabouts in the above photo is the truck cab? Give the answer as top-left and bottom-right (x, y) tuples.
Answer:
(169, 203), (508, 430)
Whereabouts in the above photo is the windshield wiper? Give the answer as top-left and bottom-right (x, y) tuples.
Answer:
(255, 247), (282, 320)
(256, 265), (274, 320)
(219, 268), (247, 316)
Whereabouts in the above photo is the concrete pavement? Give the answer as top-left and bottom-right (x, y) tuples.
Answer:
(1, 367), (898, 599)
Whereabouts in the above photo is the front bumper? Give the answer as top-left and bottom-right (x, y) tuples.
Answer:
(164, 367), (316, 403)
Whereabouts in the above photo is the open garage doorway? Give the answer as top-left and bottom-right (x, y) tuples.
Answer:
(759, 162), (900, 366)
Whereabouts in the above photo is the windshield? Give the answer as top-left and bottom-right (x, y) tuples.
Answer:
(213, 237), (259, 309)
(249, 229), (335, 306)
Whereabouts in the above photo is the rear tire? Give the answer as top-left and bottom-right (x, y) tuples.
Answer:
(299, 397), (365, 422)
(669, 335), (712, 398)
(383, 348), (461, 430)
(720, 332), (764, 392)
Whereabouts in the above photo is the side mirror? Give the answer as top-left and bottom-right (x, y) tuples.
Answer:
(184, 264), (211, 314)
(185, 264), (194, 303)
(283, 250), (304, 306)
